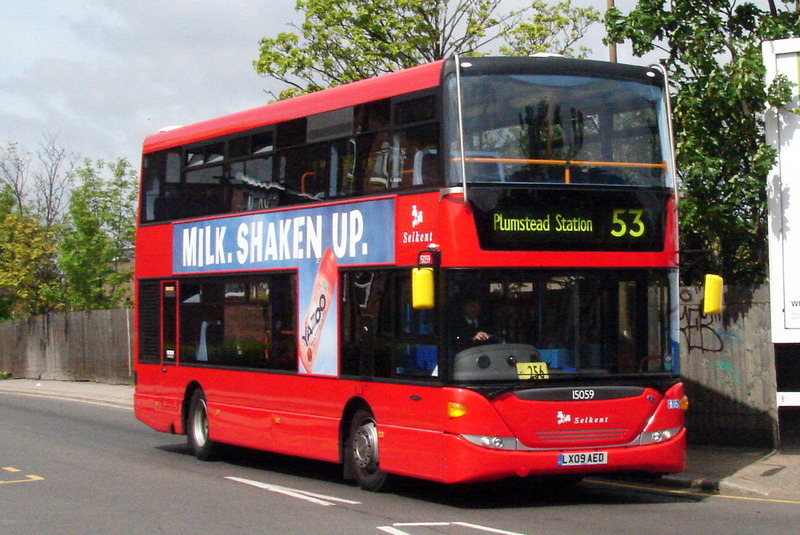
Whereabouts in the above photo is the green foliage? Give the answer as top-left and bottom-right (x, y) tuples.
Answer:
(59, 158), (138, 311)
(606, 1), (800, 285)
(0, 142), (31, 216)
(2, 138), (136, 320)
(501, 1), (601, 58)
(255, 0), (600, 99)
(0, 185), (62, 318)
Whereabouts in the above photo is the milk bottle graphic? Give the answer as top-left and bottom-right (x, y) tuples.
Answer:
(299, 248), (337, 373)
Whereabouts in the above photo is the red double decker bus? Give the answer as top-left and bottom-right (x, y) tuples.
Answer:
(134, 56), (686, 491)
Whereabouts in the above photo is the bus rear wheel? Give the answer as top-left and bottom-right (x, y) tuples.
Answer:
(187, 389), (217, 461)
(348, 409), (387, 491)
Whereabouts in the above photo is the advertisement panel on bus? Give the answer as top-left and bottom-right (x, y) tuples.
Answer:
(172, 198), (396, 375)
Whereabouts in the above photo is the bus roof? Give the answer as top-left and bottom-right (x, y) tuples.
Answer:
(142, 60), (445, 154)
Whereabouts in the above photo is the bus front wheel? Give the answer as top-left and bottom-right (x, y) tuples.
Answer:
(187, 389), (217, 461)
(348, 409), (387, 491)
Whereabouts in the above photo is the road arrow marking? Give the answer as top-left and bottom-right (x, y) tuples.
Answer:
(0, 467), (44, 486)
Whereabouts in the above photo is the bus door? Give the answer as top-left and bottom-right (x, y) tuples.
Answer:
(159, 281), (182, 414)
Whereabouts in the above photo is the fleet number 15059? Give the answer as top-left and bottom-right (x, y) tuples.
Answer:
(572, 389), (595, 400)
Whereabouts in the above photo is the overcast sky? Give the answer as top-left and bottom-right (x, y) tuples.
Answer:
(0, 0), (646, 170)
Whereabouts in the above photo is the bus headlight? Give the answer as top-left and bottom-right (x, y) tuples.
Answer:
(463, 434), (518, 450)
(481, 436), (505, 449)
(640, 426), (681, 445)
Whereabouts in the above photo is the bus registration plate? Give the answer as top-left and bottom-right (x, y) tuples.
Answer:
(558, 452), (608, 466)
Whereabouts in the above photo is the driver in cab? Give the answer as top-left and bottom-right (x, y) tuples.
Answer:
(453, 298), (492, 350)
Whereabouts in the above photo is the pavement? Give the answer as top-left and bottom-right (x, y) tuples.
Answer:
(2, 378), (799, 502)
(0, 377), (134, 410)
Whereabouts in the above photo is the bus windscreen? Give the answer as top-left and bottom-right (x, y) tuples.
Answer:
(446, 269), (673, 382)
(445, 72), (671, 188)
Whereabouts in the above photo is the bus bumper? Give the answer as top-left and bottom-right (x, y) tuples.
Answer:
(440, 427), (686, 484)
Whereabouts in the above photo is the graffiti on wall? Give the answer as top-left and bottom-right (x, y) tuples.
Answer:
(679, 289), (745, 387)
(680, 289), (723, 352)
(679, 289), (743, 353)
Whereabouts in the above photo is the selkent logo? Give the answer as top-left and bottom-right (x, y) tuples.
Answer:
(402, 204), (434, 244)
(557, 411), (609, 425)
(411, 205), (424, 228)
(573, 416), (609, 424)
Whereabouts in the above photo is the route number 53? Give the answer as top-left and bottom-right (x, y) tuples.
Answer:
(610, 209), (645, 238)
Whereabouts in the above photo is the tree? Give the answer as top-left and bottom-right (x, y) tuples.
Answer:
(0, 136), (79, 319)
(32, 132), (77, 230)
(0, 185), (62, 318)
(255, 0), (600, 99)
(59, 158), (138, 311)
(1, 138), (137, 320)
(0, 186), (19, 320)
(0, 134), (76, 226)
(606, 1), (800, 284)
(0, 142), (32, 216)
(501, 1), (601, 58)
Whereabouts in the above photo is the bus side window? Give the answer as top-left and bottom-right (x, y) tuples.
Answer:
(269, 275), (298, 371)
(398, 124), (439, 188)
(393, 277), (438, 377)
(143, 150), (180, 223)
(179, 280), (224, 364)
(279, 144), (329, 203)
(344, 272), (439, 379)
(344, 132), (392, 196)
(177, 275), (296, 371)
(364, 133), (392, 191)
(230, 156), (277, 212)
(141, 154), (161, 223)
(341, 271), (390, 378)
(184, 164), (224, 217)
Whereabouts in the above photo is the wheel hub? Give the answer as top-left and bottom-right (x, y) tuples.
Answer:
(353, 420), (379, 470)
(192, 400), (208, 447)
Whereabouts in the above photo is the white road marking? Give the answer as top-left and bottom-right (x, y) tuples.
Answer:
(377, 527), (412, 535)
(225, 476), (361, 507)
(378, 522), (526, 535)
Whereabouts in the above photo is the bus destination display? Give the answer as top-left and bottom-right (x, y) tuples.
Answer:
(472, 187), (669, 251)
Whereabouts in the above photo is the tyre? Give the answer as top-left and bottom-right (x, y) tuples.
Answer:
(347, 409), (388, 491)
(187, 389), (217, 461)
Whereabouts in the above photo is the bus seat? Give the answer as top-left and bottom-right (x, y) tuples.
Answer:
(413, 149), (438, 186)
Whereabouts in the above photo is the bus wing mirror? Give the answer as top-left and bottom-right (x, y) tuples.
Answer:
(703, 274), (723, 315)
(412, 268), (435, 309)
